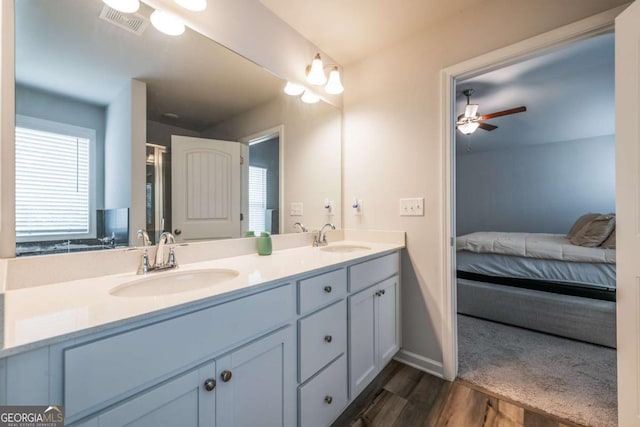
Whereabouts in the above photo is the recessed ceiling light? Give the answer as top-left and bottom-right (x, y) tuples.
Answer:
(103, 0), (140, 14)
(174, 0), (207, 12)
(150, 10), (185, 36)
(162, 112), (180, 119)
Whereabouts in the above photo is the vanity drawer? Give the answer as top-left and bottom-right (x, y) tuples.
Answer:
(64, 283), (294, 420)
(299, 354), (348, 427)
(298, 268), (347, 315)
(349, 252), (399, 293)
(298, 300), (346, 383)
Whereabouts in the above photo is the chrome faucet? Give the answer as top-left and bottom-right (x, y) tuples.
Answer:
(136, 229), (178, 274)
(313, 223), (335, 247)
(294, 222), (308, 233)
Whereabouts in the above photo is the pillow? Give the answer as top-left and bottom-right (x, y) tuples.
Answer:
(601, 225), (616, 249)
(570, 214), (616, 247)
(567, 213), (600, 238)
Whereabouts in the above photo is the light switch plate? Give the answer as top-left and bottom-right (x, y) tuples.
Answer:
(400, 198), (424, 216)
(290, 202), (303, 216)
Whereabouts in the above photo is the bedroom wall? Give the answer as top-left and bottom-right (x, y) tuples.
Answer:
(342, 0), (628, 375)
(456, 135), (615, 236)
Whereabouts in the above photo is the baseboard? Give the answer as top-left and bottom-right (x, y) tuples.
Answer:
(394, 349), (444, 378)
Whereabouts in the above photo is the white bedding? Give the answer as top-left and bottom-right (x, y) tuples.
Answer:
(456, 232), (615, 264)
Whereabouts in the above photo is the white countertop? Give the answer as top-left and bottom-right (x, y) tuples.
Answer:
(2, 239), (403, 356)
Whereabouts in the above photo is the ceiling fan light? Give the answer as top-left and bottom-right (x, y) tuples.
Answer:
(103, 0), (140, 13)
(174, 0), (207, 11)
(306, 54), (327, 86)
(284, 82), (305, 96)
(458, 121), (480, 135)
(301, 90), (320, 104)
(464, 104), (479, 118)
(325, 67), (344, 94)
(150, 10), (185, 36)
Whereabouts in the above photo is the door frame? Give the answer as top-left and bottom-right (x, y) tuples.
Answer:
(240, 125), (285, 234)
(440, 6), (625, 381)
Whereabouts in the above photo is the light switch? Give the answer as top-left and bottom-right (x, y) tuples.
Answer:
(290, 202), (303, 216)
(400, 198), (424, 216)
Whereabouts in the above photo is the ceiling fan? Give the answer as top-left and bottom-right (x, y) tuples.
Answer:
(457, 89), (527, 135)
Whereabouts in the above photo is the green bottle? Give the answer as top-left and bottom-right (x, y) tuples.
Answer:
(257, 232), (272, 255)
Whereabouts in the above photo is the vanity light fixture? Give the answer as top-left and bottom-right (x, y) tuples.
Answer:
(301, 90), (320, 104)
(174, 0), (207, 12)
(103, 0), (140, 13)
(284, 82), (305, 96)
(150, 10), (185, 36)
(305, 54), (344, 95)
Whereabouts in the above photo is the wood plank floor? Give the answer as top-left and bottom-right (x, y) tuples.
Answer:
(332, 361), (585, 427)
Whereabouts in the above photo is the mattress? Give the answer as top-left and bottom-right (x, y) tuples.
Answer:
(457, 250), (616, 291)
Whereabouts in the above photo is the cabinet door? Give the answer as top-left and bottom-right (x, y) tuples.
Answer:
(348, 285), (378, 399)
(85, 361), (216, 427)
(377, 277), (399, 366)
(215, 327), (295, 427)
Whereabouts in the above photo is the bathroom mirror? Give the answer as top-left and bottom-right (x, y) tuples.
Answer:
(14, 0), (341, 255)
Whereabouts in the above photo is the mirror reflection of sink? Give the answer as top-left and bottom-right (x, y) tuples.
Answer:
(320, 245), (371, 253)
(110, 269), (239, 298)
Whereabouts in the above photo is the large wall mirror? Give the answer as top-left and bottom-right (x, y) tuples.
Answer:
(14, 0), (342, 256)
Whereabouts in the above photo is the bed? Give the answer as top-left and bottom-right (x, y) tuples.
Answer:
(456, 232), (616, 348)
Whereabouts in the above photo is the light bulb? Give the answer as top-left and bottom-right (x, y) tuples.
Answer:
(458, 121), (480, 135)
(325, 67), (344, 94)
(174, 0), (207, 11)
(103, 0), (140, 13)
(284, 82), (305, 96)
(301, 90), (320, 104)
(150, 10), (185, 36)
(306, 54), (327, 86)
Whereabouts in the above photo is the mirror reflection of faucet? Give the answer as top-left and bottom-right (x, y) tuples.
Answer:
(293, 222), (308, 233)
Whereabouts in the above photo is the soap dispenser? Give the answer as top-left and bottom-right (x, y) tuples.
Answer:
(257, 232), (272, 256)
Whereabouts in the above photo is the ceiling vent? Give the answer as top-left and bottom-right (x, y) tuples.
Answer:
(99, 5), (149, 36)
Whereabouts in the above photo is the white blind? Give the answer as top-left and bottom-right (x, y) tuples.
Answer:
(15, 125), (90, 238)
(248, 166), (267, 234)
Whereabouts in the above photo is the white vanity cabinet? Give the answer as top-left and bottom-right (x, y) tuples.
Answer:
(348, 255), (400, 398)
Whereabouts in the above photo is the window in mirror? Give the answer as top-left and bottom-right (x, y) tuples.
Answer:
(248, 166), (267, 234)
(248, 136), (280, 234)
(15, 116), (95, 241)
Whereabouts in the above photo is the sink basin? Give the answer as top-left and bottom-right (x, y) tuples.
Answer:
(110, 269), (239, 297)
(320, 245), (371, 253)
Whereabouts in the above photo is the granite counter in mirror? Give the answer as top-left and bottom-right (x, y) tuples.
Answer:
(14, 0), (341, 255)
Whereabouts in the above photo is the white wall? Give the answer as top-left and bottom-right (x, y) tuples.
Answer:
(342, 0), (628, 373)
(202, 95), (342, 233)
(456, 135), (615, 235)
(104, 79), (146, 244)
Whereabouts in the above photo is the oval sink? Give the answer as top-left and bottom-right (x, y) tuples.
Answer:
(320, 245), (371, 253)
(110, 269), (239, 297)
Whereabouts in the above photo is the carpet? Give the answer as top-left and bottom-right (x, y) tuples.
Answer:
(457, 314), (617, 427)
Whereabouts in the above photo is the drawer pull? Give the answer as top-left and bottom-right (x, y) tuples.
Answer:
(204, 378), (216, 391)
(324, 395), (333, 404)
(324, 335), (333, 343)
(221, 370), (233, 382)
(324, 285), (332, 293)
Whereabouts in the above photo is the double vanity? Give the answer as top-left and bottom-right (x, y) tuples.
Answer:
(0, 232), (403, 426)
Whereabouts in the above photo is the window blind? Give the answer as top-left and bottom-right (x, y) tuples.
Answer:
(248, 166), (267, 234)
(15, 126), (90, 238)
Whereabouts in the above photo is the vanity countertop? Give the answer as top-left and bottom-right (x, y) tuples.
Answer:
(1, 239), (403, 357)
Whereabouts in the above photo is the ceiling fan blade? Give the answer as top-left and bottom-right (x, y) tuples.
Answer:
(480, 106), (527, 120)
(478, 122), (498, 131)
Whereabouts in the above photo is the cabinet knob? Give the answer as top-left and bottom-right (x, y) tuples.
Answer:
(324, 395), (333, 404)
(381, 289), (386, 295)
(221, 370), (233, 382)
(324, 335), (333, 343)
(375, 291), (381, 297)
(174, 229), (182, 236)
(204, 378), (216, 391)
(324, 285), (332, 293)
